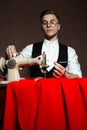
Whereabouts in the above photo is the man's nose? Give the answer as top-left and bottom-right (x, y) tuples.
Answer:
(47, 22), (51, 27)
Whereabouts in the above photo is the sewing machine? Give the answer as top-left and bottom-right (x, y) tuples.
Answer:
(0, 52), (48, 82)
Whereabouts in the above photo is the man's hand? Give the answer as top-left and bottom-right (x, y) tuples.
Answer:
(53, 61), (66, 78)
(6, 45), (18, 59)
(53, 61), (79, 78)
(0, 57), (6, 71)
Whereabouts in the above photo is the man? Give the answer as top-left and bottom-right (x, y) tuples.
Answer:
(6, 9), (82, 78)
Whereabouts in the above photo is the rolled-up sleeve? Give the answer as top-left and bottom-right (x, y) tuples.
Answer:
(18, 44), (33, 58)
(66, 46), (82, 77)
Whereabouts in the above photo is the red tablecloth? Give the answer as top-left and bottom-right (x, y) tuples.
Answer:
(3, 78), (87, 130)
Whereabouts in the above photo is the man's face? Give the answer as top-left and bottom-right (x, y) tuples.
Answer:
(41, 14), (60, 40)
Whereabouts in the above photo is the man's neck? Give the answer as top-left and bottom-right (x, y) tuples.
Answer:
(45, 35), (58, 42)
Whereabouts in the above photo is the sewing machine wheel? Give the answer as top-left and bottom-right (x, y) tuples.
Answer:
(7, 59), (17, 69)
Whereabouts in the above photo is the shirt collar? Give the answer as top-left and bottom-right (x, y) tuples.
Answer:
(43, 38), (59, 47)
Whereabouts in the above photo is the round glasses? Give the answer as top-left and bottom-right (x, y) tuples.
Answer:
(42, 20), (58, 27)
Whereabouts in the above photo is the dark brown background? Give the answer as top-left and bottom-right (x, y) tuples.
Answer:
(0, 0), (87, 77)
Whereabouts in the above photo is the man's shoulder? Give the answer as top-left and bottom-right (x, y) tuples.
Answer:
(32, 41), (43, 48)
(59, 42), (68, 47)
(33, 41), (43, 45)
(68, 46), (76, 53)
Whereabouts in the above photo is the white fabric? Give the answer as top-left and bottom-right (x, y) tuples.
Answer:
(19, 39), (82, 77)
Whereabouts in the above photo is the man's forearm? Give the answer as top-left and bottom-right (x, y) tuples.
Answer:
(65, 72), (79, 79)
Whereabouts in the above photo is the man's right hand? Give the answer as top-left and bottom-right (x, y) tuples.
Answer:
(0, 57), (6, 71)
(6, 45), (19, 59)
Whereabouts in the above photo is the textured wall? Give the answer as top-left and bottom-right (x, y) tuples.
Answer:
(0, 0), (87, 77)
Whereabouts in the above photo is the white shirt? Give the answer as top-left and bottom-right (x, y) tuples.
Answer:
(19, 39), (82, 77)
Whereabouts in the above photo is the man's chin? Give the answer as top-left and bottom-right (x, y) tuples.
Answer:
(46, 34), (56, 40)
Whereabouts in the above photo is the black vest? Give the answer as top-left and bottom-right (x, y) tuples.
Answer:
(30, 41), (68, 78)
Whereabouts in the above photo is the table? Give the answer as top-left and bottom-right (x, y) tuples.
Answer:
(0, 82), (6, 130)
(2, 78), (87, 130)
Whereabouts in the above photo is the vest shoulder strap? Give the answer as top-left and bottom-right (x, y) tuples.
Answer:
(58, 42), (68, 67)
(32, 41), (43, 57)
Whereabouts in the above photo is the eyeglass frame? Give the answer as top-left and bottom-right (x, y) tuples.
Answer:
(42, 19), (59, 27)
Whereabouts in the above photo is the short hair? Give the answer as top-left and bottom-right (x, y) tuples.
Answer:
(40, 9), (60, 23)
